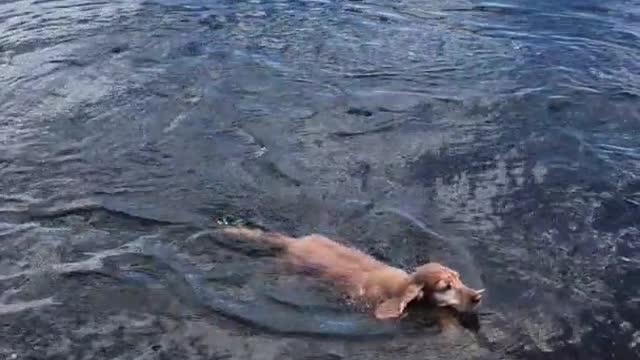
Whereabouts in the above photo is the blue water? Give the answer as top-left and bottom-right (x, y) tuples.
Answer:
(1, 0), (639, 359)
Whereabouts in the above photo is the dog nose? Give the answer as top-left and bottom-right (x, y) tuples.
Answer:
(471, 290), (484, 304)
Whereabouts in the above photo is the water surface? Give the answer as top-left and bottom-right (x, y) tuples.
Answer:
(1, 0), (639, 359)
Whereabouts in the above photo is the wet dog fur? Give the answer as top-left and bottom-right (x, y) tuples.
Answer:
(220, 226), (484, 330)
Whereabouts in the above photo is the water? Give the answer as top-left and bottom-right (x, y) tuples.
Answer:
(1, 0), (639, 358)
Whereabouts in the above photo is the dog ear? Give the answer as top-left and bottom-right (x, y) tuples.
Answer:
(374, 284), (423, 319)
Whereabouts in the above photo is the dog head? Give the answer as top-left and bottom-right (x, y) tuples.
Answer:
(374, 262), (484, 319)
(411, 262), (484, 312)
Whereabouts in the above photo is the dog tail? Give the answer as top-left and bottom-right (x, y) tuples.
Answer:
(219, 226), (293, 249)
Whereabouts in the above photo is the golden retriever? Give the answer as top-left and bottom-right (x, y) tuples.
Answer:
(220, 226), (484, 327)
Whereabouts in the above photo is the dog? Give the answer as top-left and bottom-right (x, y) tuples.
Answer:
(220, 226), (484, 328)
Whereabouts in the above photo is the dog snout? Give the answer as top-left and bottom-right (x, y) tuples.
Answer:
(470, 288), (485, 305)
(471, 293), (482, 304)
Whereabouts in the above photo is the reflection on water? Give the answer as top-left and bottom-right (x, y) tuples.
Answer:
(1, 0), (639, 358)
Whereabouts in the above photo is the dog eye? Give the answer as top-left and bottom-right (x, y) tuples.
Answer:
(439, 283), (451, 291)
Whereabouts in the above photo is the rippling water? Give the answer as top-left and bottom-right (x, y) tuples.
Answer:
(1, 0), (639, 358)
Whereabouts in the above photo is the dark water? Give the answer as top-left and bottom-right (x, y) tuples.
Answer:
(1, 0), (639, 358)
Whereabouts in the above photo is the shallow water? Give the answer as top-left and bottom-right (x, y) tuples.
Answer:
(1, 0), (639, 358)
